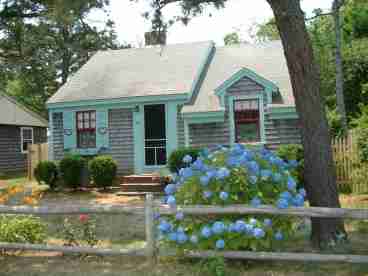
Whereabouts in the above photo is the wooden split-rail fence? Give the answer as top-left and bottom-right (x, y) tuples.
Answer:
(1, 193), (368, 264)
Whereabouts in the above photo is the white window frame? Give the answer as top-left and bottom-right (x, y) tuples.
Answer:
(21, 127), (34, 154)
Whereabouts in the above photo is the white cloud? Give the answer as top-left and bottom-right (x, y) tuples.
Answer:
(92, 0), (334, 46)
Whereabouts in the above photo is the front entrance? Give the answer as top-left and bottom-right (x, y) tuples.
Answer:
(144, 104), (167, 166)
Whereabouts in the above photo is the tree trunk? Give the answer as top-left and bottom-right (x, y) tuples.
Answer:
(266, 0), (346, 248)
(333, 0), (348, 134)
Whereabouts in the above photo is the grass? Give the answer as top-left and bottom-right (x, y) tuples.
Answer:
(0, 171), (29, 187)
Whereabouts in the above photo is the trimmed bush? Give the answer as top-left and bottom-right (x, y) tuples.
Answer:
(88, 155), (117, 189)
(168, 148), (201, 173)
(159, 144), (306, 251)
(276, 144), (304, 189)
(59, 154), (85, 189)
(34, 161), (58, 189)
(0, 215), (47, 244)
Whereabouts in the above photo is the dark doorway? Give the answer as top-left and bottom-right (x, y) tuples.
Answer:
(144, 104), (166, 166)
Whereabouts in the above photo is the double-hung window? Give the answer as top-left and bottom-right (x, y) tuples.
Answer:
(234, 99), (260, 143)
(21, 127), (34, 153)
(76, 111), (96, 148)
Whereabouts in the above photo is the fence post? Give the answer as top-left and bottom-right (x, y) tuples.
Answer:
(145, 193), (156, 263)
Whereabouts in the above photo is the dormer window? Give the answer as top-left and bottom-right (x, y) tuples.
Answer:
(234, 99), (260, 143)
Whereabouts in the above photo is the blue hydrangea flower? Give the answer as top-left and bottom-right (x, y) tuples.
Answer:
(200, 148), (210, 158)
(153, 212), (160, 220)
(247, 161), (260, 174)
(215, 239), (225, 249)
(274, 231), (283, 241)
(280, 191), (292, 200)
(158, 220), (172, 233)
(212, 221), (226, 234)
(216, 167), (230, 180)
(277, 198), (289, 209)
(272, 172), (282, 183)
(190, 235), (199, 244)
(299, 188), (307, 197)
(182, 155), (193, 163)
(249, 175), (258, 185)
(227, 156), (240, 167)
(263, 218), (272, 227)
(289, 159), (299, 168)
(244, 223), (254, 235)
(177, 226), (185, 233)
(251, 197), (262, 207)
(168, 232), (177, 241)
(175, 212), (184, 220)
(260, 169), (272, 180)
(206, 170), (217, 179)
(235, 220), (246, 232)
(203, 190), (213, 199)
(192, 158), (204, 171)
(164, 184), (176, 195)
(200, 175), (210, 186)
(287, 177), (297, 191)
(180, 167), (193, 179)
(292, 194), (304, 207)
(201, 226), (212, 238)
(228, 223), (237, 232)
(249, 218), (258, 225)
(219, 191), (229, 201)
(253, 228), (265, 239)
(167, 195), (176, 207)
(177, 232), (188, 244)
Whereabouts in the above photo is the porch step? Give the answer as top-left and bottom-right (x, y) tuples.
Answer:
(120, 174), (160, 184)
(120, 183), (164, 193)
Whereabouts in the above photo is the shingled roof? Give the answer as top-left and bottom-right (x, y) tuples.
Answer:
(47, 40), (294, 113)
(0, 93), (48, 127)
(47, 41), (213, 104)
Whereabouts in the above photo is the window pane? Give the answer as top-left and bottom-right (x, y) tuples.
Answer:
(236, 122), (259, 143)
(90, 120), (96, 129)
(90, 112), (96, 120)
(78, 130), (96, 148)
(78, 113), (83, 121)
(78, 121), (83, 129)
(22, 129), (32, 140)
(145, 148), (156, 166)
(22, 141), (31, 152)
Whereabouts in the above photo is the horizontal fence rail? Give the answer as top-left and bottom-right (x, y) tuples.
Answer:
(1, 194), (368, 264)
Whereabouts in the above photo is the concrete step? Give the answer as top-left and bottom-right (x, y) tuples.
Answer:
(120, 183), (164, 193)
(120, 174), (160, 184)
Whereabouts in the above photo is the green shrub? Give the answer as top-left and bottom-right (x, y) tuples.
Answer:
(276, 144), (304, 189)
(59, 154), (85, 189)
(168, 148), (201, 173)
(356, 128), (368, 163)
(34, 161), (58, 189)
(0, 215), (47, 244)
(88, 155), (117, 189)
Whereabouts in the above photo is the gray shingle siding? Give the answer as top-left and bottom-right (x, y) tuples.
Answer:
(51, 112), (64, 161)
(108, 108), (134, 175)
(226, 76), (264, 97)
(189, 119), (230, 148)
(265, 118), (301, 149)
(177, 105), (185, 148)
(0, 125), (47, 172)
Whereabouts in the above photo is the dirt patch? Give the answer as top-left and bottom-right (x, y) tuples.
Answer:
(0, 179), (8, 187)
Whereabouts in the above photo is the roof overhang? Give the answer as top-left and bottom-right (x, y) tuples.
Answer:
(215, 67), (279, 106)
(182, 110), (225, 124)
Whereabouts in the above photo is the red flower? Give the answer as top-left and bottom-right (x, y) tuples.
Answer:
(79, 214), (89, 223)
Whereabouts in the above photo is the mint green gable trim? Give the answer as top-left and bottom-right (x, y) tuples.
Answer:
(47, 93), (188, 110)
(187, 42), (215, 102)
(184, 120), (189, 147)
(228, 94), (266, 146)
(166, 102), (178, 156)
(269, 106), (299, 119)
(215, 68), (278, 106)
(182, 110), (225, 124)
(133, 104), (144, 174)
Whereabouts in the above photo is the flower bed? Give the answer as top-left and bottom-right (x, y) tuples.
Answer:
(158, 144), (305, 251)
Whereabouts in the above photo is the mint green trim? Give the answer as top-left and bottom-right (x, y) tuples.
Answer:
(182, 110), (225, 124)
(187, 42), (215, 101)
(47, 93), (188, 109)
(96, 110), (109, 149)
(63, 111), (76, 150)
(48, 111), (54, 161)
(269, 106), (299, 119)
(228, 94), (266, 146)
(133, 104), (144, 174)
(215, 68), (279, 106)
(166, 102), (178, 156)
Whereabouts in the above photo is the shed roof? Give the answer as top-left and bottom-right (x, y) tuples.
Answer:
(182, 41), (294, 113)
(47, 41), (213, 104)
(0, 93), (48, 127)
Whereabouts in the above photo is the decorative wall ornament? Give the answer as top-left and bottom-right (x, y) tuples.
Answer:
(98, 127), (107, 135)
(64, 129), (72, 136)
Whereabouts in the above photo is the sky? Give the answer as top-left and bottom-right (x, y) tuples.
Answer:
(90, 0), (334, 46)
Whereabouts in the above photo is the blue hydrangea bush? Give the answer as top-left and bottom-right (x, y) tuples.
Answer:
(158, 144), (306, 251)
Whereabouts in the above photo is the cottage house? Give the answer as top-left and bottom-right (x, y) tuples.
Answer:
(0, 93), (48, 173)
(47, 41), (300, 175)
